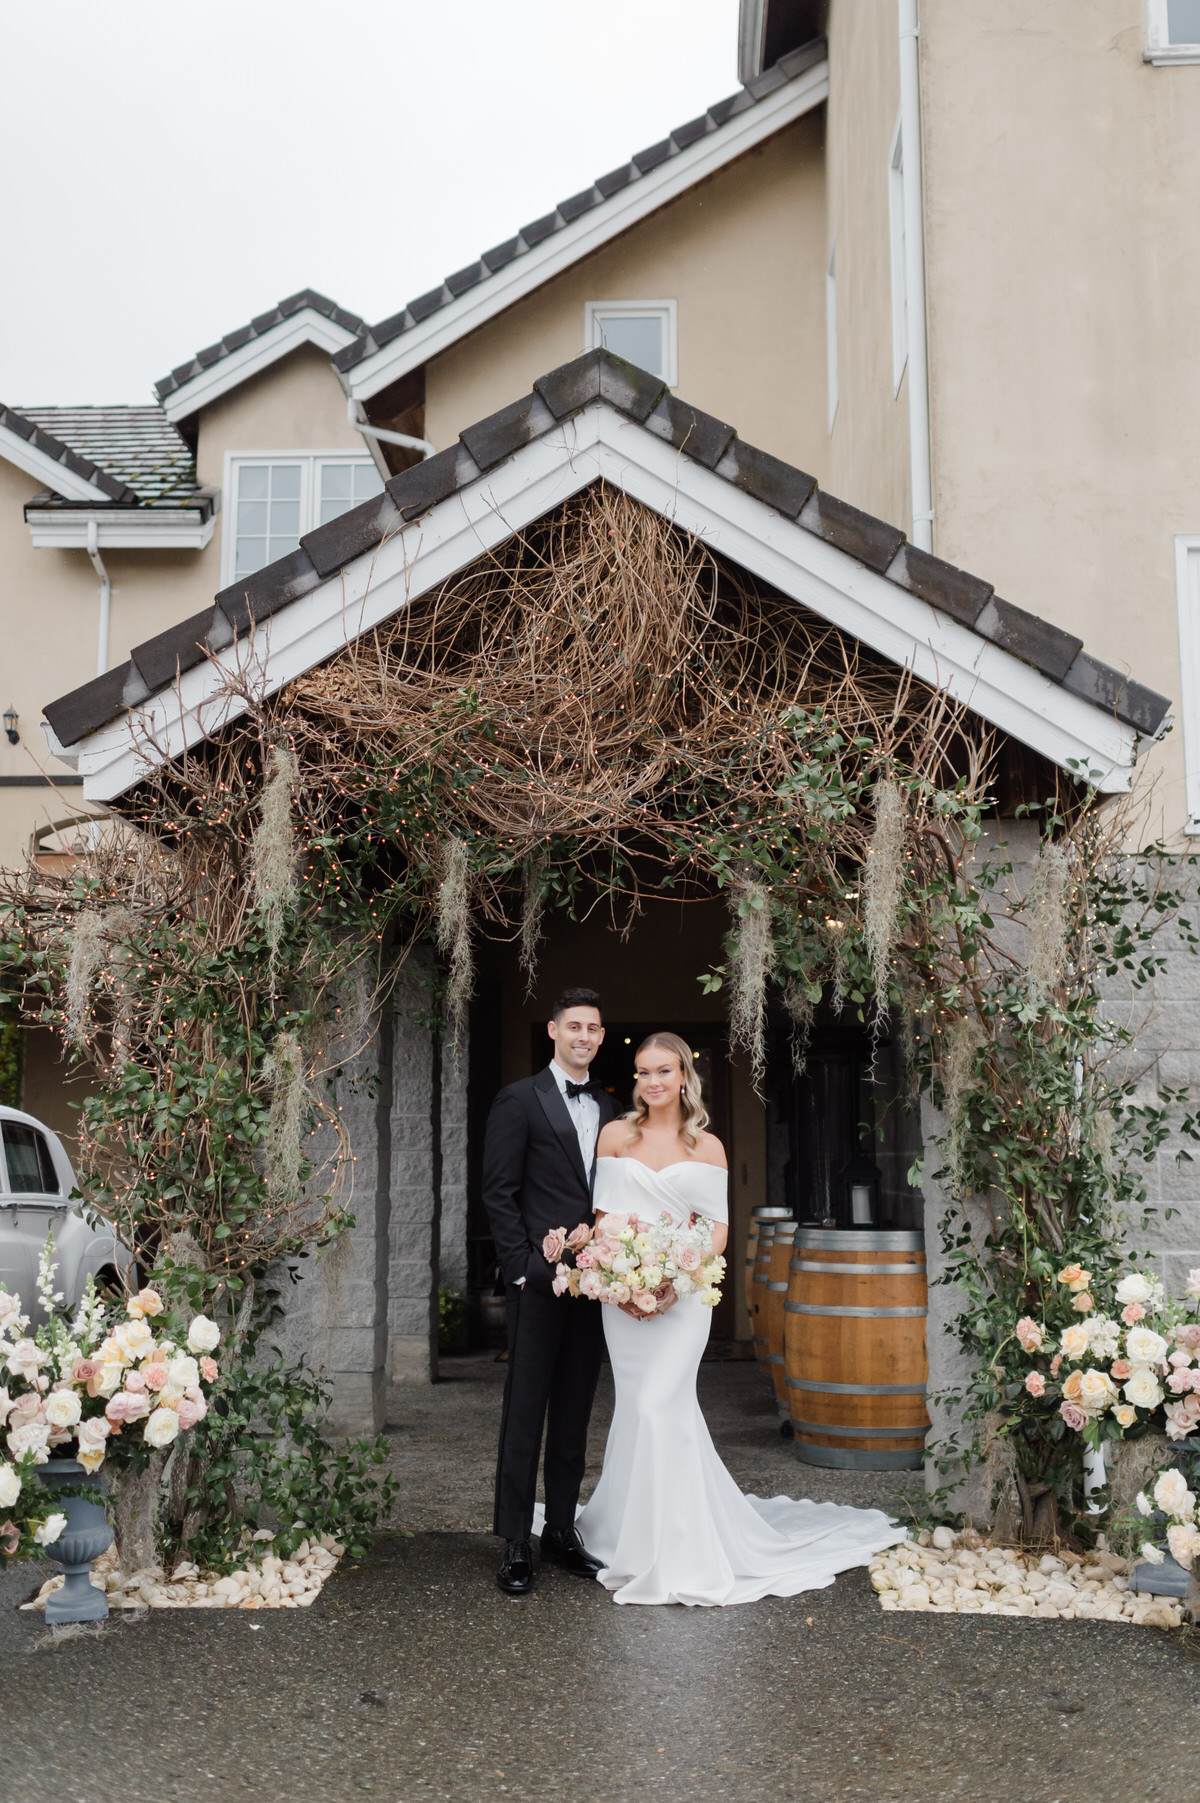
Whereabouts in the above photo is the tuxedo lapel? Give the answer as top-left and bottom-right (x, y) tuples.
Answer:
(534, 1070), (591, 1199)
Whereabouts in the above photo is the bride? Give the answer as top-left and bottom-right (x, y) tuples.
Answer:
(573, 1031), (906, 1607)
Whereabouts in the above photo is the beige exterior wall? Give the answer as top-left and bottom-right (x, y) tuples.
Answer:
(920, 0), (1200, 831)
(824, 0), (911, 529)
(0, 346), (365, 872)
(425, 113), (831, 482)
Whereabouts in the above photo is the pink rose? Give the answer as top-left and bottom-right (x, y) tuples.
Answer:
(199, 1357), (218, 1383)
(675, 1246), (702, 1273)
(71, 1359), (96, 1384)
(0, 1520), (19, 1557)
(633, 1291), (659, 1314)
(1050, 1354), (1063, 1377)
(1111, 1359), (1132, 1380)
(1059, 1401), (1087, 1431)
(1177, 1325), (1200, 1352)
(578, 1271), (604, 1300)
(542, 1228), (567, 1264)
(552, 1265), (571, 1298)
(1016, 1317), (1044, 1353)
(124, 1369), (148, 1393)
(105, 1391), (151, 1426)
(565, 1224), (593, 1251)
(1025, 1371), (1046, 1397)
(1121, 1303), (1146, 1325)
(575, 1247), (596, 1270)
(1071, 1292), (1094, 1314)
(176, 1398), (201, 1431)
(599, 1214), (629, 1235)
(8, 1394), (43, 1427)
(1168, 1368), (1194, 1394)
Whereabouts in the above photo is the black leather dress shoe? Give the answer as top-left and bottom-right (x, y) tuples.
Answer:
(539, 1524), (603, 1578)
(497, 1538), (534, 1594)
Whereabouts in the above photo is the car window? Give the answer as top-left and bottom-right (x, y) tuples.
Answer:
(1, 1123), (60, 1196)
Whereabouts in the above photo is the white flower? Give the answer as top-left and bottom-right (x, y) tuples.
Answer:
(1059, 1324), (1090, 1361)
(0, 1463), (20, 1508)
(166, 1355), (199, 1392)
(34, 1513), (67, 1547)
(1085, 1315), (1120, 1360)
(1114, 1273), (1153, 1306)
(0, 1292), (21, 1325)
(6, 1338), (43, 1380)
(1125, 1326), (1169, 1366)
(6, 1423), (50, 1463)
(92, 1361), (124, 1399)
(672, 1272), (696, 1297)
(143, 1406), (180, 1449)
(1123, 1368), (1164, 1410)
(43, 1390), (82, 1430)
(1135, 1490), (1153, 1517)
(1153, 1468), (1195, 1520)
(112, 1319), (154, 1361)
(1166, 1522), (1200, 1570)
(1186, 1268), (1200, 1300)
(1139, 1540), (1165, 1565)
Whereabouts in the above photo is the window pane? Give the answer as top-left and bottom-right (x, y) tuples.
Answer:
(318, 459), (384, 527)
(352, 463), (384, 504)
(1168, 0), (1200, 40)
(594, 313), (664, 377)
(269, 500), (300, 539)
(268, 535), (299, 563)
(238, 464), (269, 500)
(3, 1123), (58, 1195)
(321, 465), (352, 502)
(270, 464), (302, 500)
(236, 500), (269, 537)
(236, 537), (266, 577)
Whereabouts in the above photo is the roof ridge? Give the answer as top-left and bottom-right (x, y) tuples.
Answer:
(333, 37), (828, 377)
(0, 400), (138, 503)
(153, 289), (369, 406)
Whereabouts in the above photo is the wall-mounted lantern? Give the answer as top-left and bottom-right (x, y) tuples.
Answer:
(3, 707), (18, 746)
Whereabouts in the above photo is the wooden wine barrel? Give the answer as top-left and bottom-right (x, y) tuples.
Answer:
(751, 1223), (777, 1376)
(744, 1207), (791, 1317)
(784, 1228), (929, 1469)
(765, 1217), (797, 1418)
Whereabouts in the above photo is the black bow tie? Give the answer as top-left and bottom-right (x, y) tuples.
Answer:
(565, 1079), (600, 1100)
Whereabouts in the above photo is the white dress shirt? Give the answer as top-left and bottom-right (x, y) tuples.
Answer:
(548, 1058), (600, 1172)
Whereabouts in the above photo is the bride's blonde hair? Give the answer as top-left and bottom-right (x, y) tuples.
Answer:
(623, 1032), (710, 1150)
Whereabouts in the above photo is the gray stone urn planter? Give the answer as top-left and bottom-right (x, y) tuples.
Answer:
(37, 1457), (113, 1622)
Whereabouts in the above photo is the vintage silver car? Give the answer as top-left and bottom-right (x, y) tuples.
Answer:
(0, 1104), (133, 1318)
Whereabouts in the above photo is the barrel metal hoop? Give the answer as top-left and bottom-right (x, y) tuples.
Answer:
(789, 1419), (928, 1439)
(766, 1281), (789, 1292)
(793, 1443), (926, 1470)
(789, 1259), (926, 1275)
(793, 1229), (925, 1252)
(785, 1302), (927, 1318)
(786, 1377), (927, 1394)
(765, 1353), (784, 1366)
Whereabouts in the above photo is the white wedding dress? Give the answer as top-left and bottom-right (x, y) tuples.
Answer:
(567, 1156), (906, 1607)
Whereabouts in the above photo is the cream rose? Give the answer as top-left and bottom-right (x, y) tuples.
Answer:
(1166, 1522), (1199, 1569)
(44, 1389), (82, 1430)
(1123, 1368), (1164, 1410)
(113, 1319), (155, 1361)
(1112, 1404), (1138, 1429)
(1059, 1324), (1090, 1361)
(1077, 1368), (1118, 1414)
(7, 1423), (50, 1463)
(129, 1288), (164, 1319)
(34, 1513), (67, 1547)
(167, 1355), (200, 1391)
(1186, 1268), (1200, 1300)
(143, 1406), (181, 1449)
(1153, 1469), (1195, 1519)
(1125, 1327), (1169, 1366)
(0, 1463), (20, 1508)
(1114, 1273), (1153, 1306)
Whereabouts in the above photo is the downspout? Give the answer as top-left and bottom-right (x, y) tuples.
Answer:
(898, 0), (934, 553)
(86, 518), (111, 677)
(347, 397), (434, 460)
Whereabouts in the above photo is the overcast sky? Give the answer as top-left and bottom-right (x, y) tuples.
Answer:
(1, 0), (738, 406)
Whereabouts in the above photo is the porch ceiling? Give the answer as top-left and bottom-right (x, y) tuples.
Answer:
(43, 349), (1169, 804)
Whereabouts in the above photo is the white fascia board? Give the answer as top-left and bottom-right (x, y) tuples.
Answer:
(65, 402), (1136, 802)
(343, 62), (829, 404)
(162, 310), (362, 424)
(0, 422), (112, 502)
(27, 509), (215, 550)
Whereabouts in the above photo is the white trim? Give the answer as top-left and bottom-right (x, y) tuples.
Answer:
(161, 310), (362, 424)
(583, 300), (678, 387)
(220, 450), (383, 588)
(343, 61), (829, 402)
(61, 404), (1138, 805)
(1146, 0), (1200, 62)
(0, 421), (113, 503)
(825, 241), (838, 432)
(898, 0), (934, 553)
(1174, 535), (1200, 832)
(27, 508), (215, 550)
(887, 114), (908, 395)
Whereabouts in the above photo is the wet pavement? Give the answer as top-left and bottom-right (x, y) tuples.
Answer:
(1, 1354), (1195, 1803)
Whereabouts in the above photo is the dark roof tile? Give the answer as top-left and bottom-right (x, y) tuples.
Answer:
(558, 188), (599, 223)
(670, 114), (711, 150)
(44, 663), (137, 747)
(717, 438), (816, 518)
(481, 237), (522, 272)
(595, 163), (636, 199)
(407, 287), (448, 323)
(975, 597), (1083, 681)
(17, 406), (198, 503)
(799, 489), (906, 573)
(887, 542), (993, 628)
(300, 490), (401, 579)
(385, 443), (481, 522)
(446, 262), (486, 298)
(153, 290), (367, 405)
(520, 212), (559, 247)
(1061, 653), (1170, 738)
(633, 138), (673, 174)
(460, 392), (557, 472)
(643, 393), (736, 469)
(129, 609), (217, 693)
(215, 548), (321, 637)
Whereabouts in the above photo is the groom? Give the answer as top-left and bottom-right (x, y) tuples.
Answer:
(483, 986), (617, 1594)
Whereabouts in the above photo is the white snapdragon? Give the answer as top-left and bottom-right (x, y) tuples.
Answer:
(1085, 1315), (1120, 1360)
(1186, 1267), (1200, 1300)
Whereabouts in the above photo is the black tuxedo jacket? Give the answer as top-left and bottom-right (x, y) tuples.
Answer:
(482, 1067), (617, 1291)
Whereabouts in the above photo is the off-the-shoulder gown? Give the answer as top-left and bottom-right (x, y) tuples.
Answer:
(569, 1155), (906, 1606)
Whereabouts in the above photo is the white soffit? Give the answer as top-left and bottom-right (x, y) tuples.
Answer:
(66, 403), (1137, 803)
(343, 60), (829, 403)
(27, 508), (216, 550)
(0, 422), (112, 503)
(162, 309), (363, 424)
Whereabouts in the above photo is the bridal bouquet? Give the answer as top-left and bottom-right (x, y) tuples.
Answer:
(0, 1234), (221, 1551)
(542, 1213), (725, 1314)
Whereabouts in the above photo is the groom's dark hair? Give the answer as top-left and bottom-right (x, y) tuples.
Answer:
(551, 987), (602, 1021)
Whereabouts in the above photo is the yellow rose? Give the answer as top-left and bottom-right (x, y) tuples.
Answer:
(1062, 1369), (1086, 1404)
(1112, 1404), (1137, 1429)
(1068, 1271), (1093, 1294)
(1058, 1264), (1084, 1286)
(1060, 1324), (1090, 1360)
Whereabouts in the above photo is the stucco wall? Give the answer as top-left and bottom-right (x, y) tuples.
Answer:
(425, 114), (830, 481)
(919, 0), (1200, 832)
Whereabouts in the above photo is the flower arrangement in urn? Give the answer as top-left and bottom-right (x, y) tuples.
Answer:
(1134, 1467), (1200, 1573)
(543, 1214), (725, 1314)
(1009, 1262), (1200, 1452)
(0, 1235), (220, 1559)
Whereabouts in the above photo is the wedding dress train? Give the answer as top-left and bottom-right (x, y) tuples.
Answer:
(571, 1156), (906, 1606)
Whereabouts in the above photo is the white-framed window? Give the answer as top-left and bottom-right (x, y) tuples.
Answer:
(826, 242), (839, 432)
(1175, 535), (1200, 832)
(584, 300), (677, 386)
(221, 451), (384, 587)
(1146, 0), (1200, 62)
(888, 116), (909, 394)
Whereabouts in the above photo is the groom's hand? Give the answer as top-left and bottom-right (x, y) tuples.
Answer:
(523, 1248), (557, 1299)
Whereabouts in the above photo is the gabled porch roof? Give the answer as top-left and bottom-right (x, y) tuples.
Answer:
(44, 350), (1169, 803)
